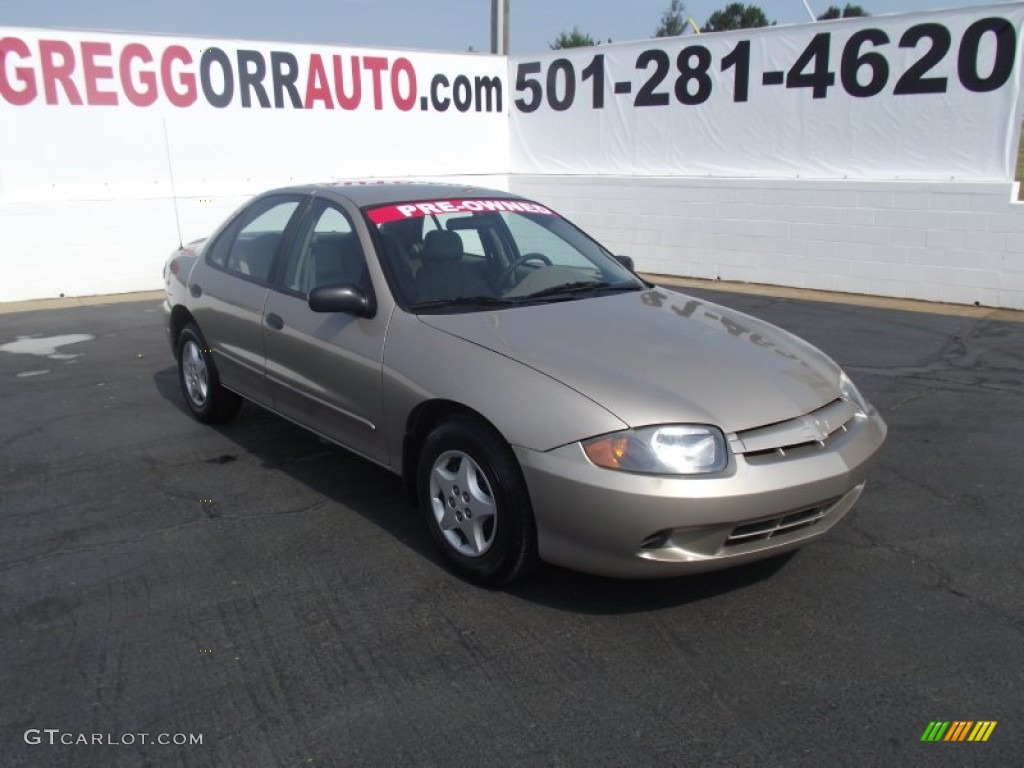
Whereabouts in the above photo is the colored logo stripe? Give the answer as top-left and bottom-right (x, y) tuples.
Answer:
(921, 720), (996, 742)
(944, 721), (973, 741)
(921, 721), (949, 741)
(968, 721), (997, 742)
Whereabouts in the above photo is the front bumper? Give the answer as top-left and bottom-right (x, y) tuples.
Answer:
(514, 409), (886, 578)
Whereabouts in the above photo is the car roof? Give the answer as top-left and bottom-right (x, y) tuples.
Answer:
(268, 181), (520, 208)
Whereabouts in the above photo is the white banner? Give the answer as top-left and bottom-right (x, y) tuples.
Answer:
(508, 4), (1024, 181)
(0, 29), (509, 202)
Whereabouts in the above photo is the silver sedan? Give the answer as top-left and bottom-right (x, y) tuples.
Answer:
(163, 182), (886, 585)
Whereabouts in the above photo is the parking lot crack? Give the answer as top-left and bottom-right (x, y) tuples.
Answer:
(848, 320), (1024, 398)
(843, 517), (1024, 639)
(881, 387), (933, 411)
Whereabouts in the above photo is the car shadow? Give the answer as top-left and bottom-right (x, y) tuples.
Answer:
(153, 365), (441, 566)
(504, 553), (795, 615)
(153, 366), (796, 614)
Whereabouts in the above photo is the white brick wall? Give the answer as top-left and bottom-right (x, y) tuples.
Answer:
(4, 173), (1022, 309)
(509, 175), (1024, 311)
(0, 174), (510, 304)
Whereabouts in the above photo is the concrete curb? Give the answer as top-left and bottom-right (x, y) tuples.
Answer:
(645, 274), (1024, 324)
(0, 290), (165, 315)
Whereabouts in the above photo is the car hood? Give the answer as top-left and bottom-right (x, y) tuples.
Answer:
(418, 288), (842, 433)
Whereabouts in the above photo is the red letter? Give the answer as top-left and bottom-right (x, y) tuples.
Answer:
(161, 45), (196, 107)
(120, 43), (156, 106)
(332, 55), (360, 110)
(362, 56), (388, 110)
(81, 41), (117, 105)
(39, 40), (82, 105)
(304, 53), (333, 109)
(390, 57), (416, 111)
(0, 37), (37, 105)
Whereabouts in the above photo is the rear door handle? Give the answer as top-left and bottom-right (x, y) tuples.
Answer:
(265, 313), (284, 331)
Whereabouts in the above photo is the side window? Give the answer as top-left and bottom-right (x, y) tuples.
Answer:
(205, 218), (241, 269)
(211, 198), (300, 282)
(283, 203), (367, 295)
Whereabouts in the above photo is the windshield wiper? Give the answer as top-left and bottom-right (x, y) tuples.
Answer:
(410, 295), (523, 311)
(522, 281), (640, 300)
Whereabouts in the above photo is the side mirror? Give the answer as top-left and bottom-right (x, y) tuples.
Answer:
(615, 255), (635, 272)
(308, 284), (376, 317)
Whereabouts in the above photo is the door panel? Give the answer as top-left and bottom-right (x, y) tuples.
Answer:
(190, 262), (271, 405)
(262, 199), (389, 464)
(186, 194), (306, 407)
(262, 293), (388, 462)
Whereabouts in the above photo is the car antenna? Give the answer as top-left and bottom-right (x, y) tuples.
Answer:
(162, 118), (184, 249)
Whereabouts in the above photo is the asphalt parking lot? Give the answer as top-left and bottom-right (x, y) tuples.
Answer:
(1, 286), (1021, 767)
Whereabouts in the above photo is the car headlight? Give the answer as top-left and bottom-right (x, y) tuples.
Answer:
(839, 371), (869, 414)
(582, 425), (728, 475)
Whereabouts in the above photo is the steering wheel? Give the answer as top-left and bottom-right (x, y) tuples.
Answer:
(494, 252), (552, 288)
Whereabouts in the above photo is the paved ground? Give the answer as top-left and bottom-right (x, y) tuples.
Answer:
(1, 289), (1021, 767)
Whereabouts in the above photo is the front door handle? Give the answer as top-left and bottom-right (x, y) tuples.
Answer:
(265, 313), (284, 331)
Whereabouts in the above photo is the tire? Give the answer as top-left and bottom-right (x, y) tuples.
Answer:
(417, 416), (537, 586)
(176, 322), (242, 424)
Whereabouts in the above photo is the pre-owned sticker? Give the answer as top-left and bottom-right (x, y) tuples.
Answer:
(367, 199), (555, 223)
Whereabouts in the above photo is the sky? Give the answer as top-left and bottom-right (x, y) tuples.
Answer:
(0, 0), (1013, 54)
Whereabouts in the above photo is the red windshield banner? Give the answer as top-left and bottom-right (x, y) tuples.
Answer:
(367, 199), (555, 224)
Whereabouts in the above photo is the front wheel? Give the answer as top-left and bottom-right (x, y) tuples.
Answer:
(176, 323), (242, 424)
(417, 417), (537, 586)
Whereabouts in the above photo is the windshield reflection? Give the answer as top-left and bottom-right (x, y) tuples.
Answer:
(365, 199), (644, 311)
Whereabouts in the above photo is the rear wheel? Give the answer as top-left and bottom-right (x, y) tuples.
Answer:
(176, 323), (241, 424)
(417, 416), (537, 586)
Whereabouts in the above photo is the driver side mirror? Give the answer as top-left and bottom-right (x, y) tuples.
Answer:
(615, 255), (635, 272)
(308, 284), (376, 317)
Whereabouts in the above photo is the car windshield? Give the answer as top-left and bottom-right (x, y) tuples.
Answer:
(364, 198), (645, 312)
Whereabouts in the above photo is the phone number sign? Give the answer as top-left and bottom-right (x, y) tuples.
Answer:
(508, 5), (1024, 182)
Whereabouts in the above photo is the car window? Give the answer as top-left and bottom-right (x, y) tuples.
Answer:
(282, 202), (367, 295)
(426, 214), (485, 257)
(205, 224), (236, 269)
(504, 214), (592, 269)
(210, 197), (301, 282)
(365, 198), (642, 310)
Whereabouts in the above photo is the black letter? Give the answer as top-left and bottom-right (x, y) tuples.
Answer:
(200, 47), (233, 108)
(452, 74), (472, 112)
(236, 49), (270, 108)
(270, 52), (302, 108)
(431, 73), (450, 111)
(474, 75), (502, 112)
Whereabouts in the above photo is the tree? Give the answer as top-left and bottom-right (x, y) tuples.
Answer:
(702, 3), (773, 32)
(818, 4), (869, 19)
(550, 26), (596, 49)
(655, 0), (687, 38)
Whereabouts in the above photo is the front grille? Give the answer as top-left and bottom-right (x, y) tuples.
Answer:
(635, 485), (865, 563)
(731, 398), (859, 460)
(723, 498), (840, 546)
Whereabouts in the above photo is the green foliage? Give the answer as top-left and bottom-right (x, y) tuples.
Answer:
(702, 3), (773, 32)
(818, 4), (869, 19)
(550, 26), (597, 49)
(655, 0), (688, 38)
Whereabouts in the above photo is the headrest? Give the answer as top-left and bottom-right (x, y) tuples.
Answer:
(423, 229), (463, 263)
